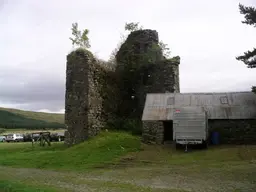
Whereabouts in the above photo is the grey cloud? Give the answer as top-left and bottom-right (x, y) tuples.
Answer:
(0, 0), (255, 112)
(0, 79), (64, 103)
(0, 68), (65, 111)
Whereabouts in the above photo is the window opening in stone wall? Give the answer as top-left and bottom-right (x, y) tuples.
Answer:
(167, 97), (174, 105)
(220, 96), (228, 104)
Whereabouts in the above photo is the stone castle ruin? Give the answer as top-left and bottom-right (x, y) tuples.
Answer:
(64, 29), (180, 145)
(64, 28), (256, 146)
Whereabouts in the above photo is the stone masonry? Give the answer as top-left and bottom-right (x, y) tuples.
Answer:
(65, 48), (104, 146)
(64, 29), (181, 145)
(115, 29), (181, 119)
(141, 58), (180, 143)
(142, 121), (164, 144)
(115, 29), (163, 71)
(142, 117), (256, 145)
(208, 120), (256, 144)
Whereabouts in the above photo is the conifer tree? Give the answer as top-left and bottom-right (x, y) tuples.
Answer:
(236, 4), (256, 68)
(236, 4), (256, 93)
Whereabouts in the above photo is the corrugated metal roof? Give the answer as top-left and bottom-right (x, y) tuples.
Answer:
(142, 92), (256, 120)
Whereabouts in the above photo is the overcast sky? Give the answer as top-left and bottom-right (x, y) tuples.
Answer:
(0, 0), (255, 113)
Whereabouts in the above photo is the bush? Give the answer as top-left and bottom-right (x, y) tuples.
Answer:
(106, 118), (142, 135)
(23, 133), (32, 142)
(0, 128), (5, 134)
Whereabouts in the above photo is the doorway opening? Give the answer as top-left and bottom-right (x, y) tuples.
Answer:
(163, 121), (173, 143)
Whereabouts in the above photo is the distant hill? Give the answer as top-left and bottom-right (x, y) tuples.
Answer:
(0, 107), (65, 129)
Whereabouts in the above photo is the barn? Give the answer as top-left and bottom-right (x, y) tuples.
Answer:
(141, 92), (256, 144)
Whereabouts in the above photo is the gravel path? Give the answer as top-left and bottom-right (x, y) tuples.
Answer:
(1, 164), (255, 192)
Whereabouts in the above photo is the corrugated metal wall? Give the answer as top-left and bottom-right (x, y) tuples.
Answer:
(142, 92), (256, 120)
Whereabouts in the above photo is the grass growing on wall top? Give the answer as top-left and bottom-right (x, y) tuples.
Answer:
(0, 131), (141, 171)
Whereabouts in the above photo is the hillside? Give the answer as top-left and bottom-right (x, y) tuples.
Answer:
(0, 107), (65, 129)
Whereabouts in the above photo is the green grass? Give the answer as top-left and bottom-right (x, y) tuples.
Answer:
(0, 131), (141, 171)
(0, 131), (255, 171)
(131, 144), (256, 165)
(0, 107), (64, 130)
(0, 132), (255, 192)
(0, 180), (63, 192)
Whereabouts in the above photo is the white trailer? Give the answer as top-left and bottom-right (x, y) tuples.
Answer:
(173, 107), (208, 149)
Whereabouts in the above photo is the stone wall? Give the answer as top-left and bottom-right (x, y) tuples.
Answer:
(142, 121), (164, 144)
(87, 58), (106, 137)
(65, 49), (89, 145)
(114, 29), (181, 119)
(65, 48), (106, 146)
(208, 120), (256, 144)
(65, 29), (181, 145)
(114, 29), (164, 119)
(136, 57), (180, 119)
(115, 29), (163, 71)
(142, 119), (256, 145)
(145, 57), (180, 93)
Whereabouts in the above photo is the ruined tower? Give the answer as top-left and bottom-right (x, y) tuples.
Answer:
(64, 48), (104, 145)
(64, 29), (180, 145)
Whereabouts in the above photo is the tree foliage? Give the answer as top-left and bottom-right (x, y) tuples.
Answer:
(236, 4), (256, 93)
(69, 22), (91, 49)
(239, 4), (256, 27)
(236, 4), (256, 68)
(252, 86), (256, 93)
(125, 22), (143, 32)
(125, 22), (171, 58)
(159, 40), (171, 58)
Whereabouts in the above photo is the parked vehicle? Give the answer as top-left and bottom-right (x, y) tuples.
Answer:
(50, 132), (65, 142)
(173, 107), (208, 150)
(5, 133), (24, 142)
(0, 135), (6, 142)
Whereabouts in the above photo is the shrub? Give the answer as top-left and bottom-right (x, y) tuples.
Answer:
(106, 118), (142, 135)
(0, 128), (5, 134)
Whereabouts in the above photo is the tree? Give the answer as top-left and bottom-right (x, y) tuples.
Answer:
(69, 22), (91, 49)
(159, 40), (171, 58)
(124, 22), (143, 32)
(252, 86), (256, 93)
(124, 22), (172, 58)
(236, 4), (256, 68)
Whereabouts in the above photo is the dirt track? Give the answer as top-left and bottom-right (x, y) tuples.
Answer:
(1, 163), (255, 192)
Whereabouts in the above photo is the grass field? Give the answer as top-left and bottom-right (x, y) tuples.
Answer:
(0, 131), (141, 170)
(0, 131), (255, 192)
